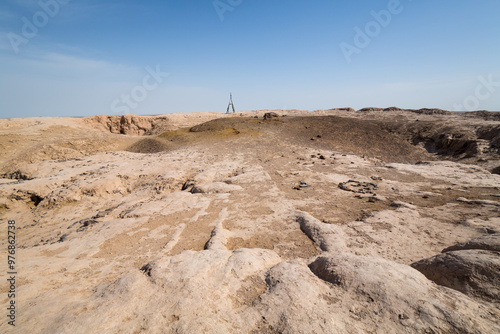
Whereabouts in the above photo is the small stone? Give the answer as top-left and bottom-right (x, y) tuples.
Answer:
(263, 112), (279, 120)
(299, 181), (310, 188)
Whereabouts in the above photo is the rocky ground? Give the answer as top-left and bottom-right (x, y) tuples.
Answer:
(1, 109), (499, 333)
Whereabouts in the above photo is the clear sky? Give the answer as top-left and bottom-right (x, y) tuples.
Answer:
(1, 0), (499, 118)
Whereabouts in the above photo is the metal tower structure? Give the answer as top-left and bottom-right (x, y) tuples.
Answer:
(226, 93), (235, 113)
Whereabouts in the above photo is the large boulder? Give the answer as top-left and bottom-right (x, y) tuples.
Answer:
(257, 253), (500, 333)
(412, 248), (500, 304)
(442, 233), (500, 253)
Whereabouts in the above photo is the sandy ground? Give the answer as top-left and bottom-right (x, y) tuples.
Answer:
(0, 109), (499, 333)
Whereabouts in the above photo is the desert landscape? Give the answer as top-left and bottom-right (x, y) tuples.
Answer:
(1, 108), (499, 333)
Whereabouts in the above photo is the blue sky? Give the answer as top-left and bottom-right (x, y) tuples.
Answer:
(0, 0), (499, 118)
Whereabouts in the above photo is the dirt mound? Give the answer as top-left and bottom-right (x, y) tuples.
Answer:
(126, 138), (170, 154)
(189, 118), (245, 133)
(84, 114), (171, 136)
(357, 107), (453, 115)
(328, 107), (356, 112)
(383, 106), (404, 112)
(464, 110), (500, 121)
(358, 107), (384, 112)
(280, 116), (429, 163)
(408, 108), (454, 115)
(184, 116), (430, 163)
